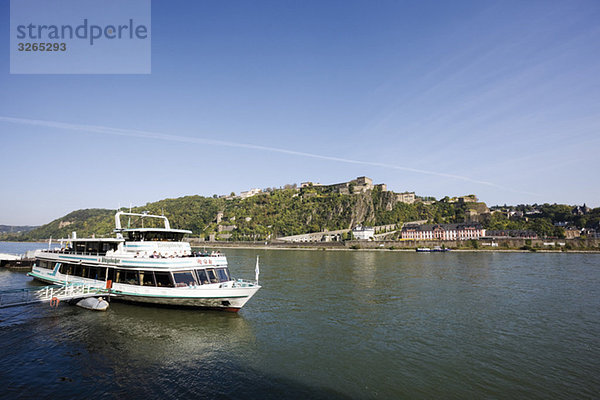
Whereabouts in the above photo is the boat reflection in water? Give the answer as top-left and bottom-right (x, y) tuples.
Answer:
(81, 303), (256, 364)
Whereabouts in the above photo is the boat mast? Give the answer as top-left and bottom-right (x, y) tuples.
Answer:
(255, 255), (260, 285)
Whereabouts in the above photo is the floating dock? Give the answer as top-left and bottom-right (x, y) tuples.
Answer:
(0, 252), (35, 270)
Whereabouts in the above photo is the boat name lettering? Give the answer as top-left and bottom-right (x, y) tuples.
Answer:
(197, 258), (213, 265)
(101, 257), (121, 264)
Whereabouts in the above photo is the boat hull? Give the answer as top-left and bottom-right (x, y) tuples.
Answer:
(113, 295), (244, 311)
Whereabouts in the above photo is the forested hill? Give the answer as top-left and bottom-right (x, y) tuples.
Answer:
(8, 187), (469, 240)
(4, 186), (599, 241)
(0, 225), (38, 234)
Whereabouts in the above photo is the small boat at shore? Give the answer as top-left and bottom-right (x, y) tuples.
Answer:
(75, 297), (109, 311)
(432, 246), (450, 252)
(416, 246), (451, 253)
(28, 211), (261, 312)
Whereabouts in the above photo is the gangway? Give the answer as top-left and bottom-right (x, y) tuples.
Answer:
(0, 282), (107, 309)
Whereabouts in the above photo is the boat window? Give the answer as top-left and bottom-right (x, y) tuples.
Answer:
(86, 266), (106, 281)
(38, 260), (51, 269)
(154, 271), (174, 287)
(60, 263), (72, 275)
(107, 268), (115, 283)
(85, 242), (100, 254)
(173, 271), (196, 287)
(75, 242), (86, 254)
(117, 269), (139, 285)
(124, 230), (185, 242)
(140, 271), (156, 286)
(102, 242), (119, 253)
(196, 269), (209, 285)
(73, 265), (83, 277)
(216, 268), (230, 282)
(205, 268), (219, 284)
(126, 231), (141, 241)
(87, 266), (98, 279)
(142, 231), (185, 242)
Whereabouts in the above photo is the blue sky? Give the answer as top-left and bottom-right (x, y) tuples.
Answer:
(1, 0), (599, 225)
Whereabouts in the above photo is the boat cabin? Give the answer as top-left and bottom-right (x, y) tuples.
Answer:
(122, 228), (190, 242)
(37, 259), (232, 288)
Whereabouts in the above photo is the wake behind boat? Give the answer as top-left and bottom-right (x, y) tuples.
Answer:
(28, 211), (261, 312)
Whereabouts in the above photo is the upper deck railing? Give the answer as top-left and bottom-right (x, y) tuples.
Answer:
(38, 247), (224, 260)
(115, 211), (171, 231)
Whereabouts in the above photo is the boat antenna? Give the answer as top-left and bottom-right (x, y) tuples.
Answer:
(128, 203), (132, 229)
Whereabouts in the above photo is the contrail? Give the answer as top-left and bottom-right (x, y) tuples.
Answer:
(0, 115), (533, 193)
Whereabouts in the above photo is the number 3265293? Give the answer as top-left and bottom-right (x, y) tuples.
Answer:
(18, 43), (66, 51)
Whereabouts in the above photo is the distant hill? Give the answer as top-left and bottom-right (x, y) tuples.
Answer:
(15, 187), (449, 240)
(20, 209), (117, 240)
(3, 184), (598, 241)
(0, 225), (38, 234)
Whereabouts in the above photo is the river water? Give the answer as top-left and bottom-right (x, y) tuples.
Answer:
(1, 243), (599, 399)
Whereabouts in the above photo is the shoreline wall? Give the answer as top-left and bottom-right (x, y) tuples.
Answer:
(188, 238), (600, 250)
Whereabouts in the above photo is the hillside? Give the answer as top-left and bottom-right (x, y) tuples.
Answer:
(4, 184), (599, 241)
(0, 225), (38, 234)
(9, 186), (469, 241)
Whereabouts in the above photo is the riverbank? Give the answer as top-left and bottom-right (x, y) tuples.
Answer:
(188, 238), (600, 252)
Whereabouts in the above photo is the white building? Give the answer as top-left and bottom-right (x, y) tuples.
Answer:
(239, 188), (262, 199)
(352, 226), (375, 240)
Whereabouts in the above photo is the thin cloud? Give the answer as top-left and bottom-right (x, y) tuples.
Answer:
(0, 115), (536, 195)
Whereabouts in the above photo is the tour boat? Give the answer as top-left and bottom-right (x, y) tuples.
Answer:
(28, 212), (261, 312)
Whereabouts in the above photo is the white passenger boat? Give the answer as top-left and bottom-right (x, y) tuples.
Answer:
(28, 212), (261, 312)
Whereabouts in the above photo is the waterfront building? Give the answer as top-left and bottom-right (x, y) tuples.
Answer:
(401, 223), (486, 240)
(352, 226), (375, 240)
(564, 227), (581, 239)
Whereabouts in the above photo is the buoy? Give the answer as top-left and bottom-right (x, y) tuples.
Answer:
(50, 297), (60, 308)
